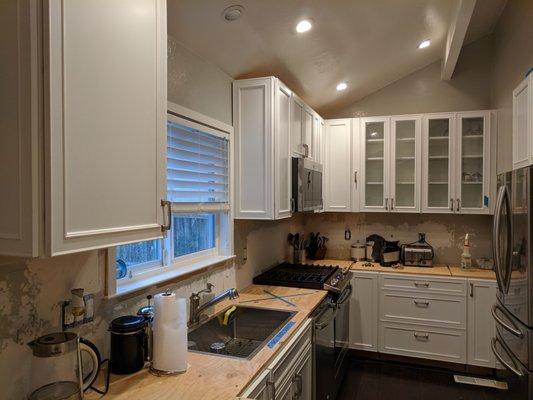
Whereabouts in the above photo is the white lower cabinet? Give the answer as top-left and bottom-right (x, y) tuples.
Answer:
(467, 279), (497, 367)
(240, 319), (312, 400)
(349, 271), (379, 351)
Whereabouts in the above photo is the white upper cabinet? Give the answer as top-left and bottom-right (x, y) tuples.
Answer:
(360, 117), (390, 211)
(455, 111), (492, 214)
(422, 113), (456, 213)
(45, 0), (167, 255)
(390, 115), (422, 213)
(513, 74), (533, 170)
(324, 119), (352, 212)
(291, 95), (305, 157)
(0, 0), (168, 257)
(233, 77), (293, 220)
(303, 107), (314, 159)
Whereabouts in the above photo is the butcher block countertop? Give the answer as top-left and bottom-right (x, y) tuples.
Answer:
(86, 285), (327, 400)
(308, 259), (496, 280)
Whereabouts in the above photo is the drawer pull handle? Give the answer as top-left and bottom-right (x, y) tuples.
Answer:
(414, 299), (430, 307)
(414, 332), (429, 340)
(414, 281), (430, 288)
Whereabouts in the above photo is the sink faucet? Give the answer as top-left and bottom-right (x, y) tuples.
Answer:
(189, 283), (239, 326)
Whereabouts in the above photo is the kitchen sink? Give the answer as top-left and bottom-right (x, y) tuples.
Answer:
(188, 306), (295, 359)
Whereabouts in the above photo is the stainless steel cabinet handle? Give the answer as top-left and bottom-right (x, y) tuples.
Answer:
(450, 198), (454, 211)
(491, 337), (526, 377)
(354, 171), (358, 186)
(292, 373), (303, 399)
(456, 198), (460, 212)
(469, 283), (474, 297)
(491, 304), (524, 338)
(160, 200), (171, 232)
(414, 299), (430, 307)
(390, 198), (394, 210)
(302, 143), (309, 158)
(493, 185), (512, 294)
(414, 281), (430, 288)
(414, 332), (429, 340)
(266, 380), (276, 400)
(290, 198), (296, 213)
(385, 198), (389, 211)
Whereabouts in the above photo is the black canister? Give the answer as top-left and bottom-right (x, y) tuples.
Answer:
(109, 315), (146, 374)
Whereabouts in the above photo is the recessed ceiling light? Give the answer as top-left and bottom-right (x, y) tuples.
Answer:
(336, 82), (348, 91)
(296, 19), (313, 33)
(222, 5), (244, 21)
(418, 39), (431, 49)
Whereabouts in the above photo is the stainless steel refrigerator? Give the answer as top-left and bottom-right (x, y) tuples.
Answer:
(492, 167), (533, 398)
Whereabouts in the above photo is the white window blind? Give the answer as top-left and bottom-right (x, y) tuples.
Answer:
(167, 121), (229, 211)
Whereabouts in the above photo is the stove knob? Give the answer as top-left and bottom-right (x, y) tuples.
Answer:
(336, 274), (342, 280)
(331, 278), (338, 286)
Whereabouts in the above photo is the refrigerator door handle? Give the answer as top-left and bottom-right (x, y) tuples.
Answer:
(491, 303), (524, 338)
(492, 185), (512, 294)
(491, 337), (526, 377)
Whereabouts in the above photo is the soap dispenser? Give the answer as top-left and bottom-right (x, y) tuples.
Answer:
(460, 234), (472, 269)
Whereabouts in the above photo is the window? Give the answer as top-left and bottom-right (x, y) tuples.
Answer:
(112, 110), (232, 291)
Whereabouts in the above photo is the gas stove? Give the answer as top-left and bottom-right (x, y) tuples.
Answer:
(253, 262), (352, 294)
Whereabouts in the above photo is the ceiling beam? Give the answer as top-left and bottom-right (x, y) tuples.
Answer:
(441, 0), (477, 80)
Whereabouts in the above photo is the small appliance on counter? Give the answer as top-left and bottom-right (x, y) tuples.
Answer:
(351, 240), (366, 261)
(365, 234), (385, 262)
(380, 237), (401, 266)
(401, 233), (434, 267)
(109, 315), (147, 374)
(27, 332), (101, 400)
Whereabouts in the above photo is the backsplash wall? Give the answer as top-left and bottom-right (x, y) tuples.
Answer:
(301, 213), (493, 265)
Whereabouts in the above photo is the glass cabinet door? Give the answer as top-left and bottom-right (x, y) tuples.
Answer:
(390, 117), (420, 211)
(456, 112), (490, 213)
(362, 118), (388, 209)
(424, 115), (454, 212)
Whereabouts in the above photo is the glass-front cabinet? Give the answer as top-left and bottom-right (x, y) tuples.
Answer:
(455, 111), (492, 214)
(390, 116), (421, 212)
(360, 117), (389, 211)
(422, 114), (456, 213)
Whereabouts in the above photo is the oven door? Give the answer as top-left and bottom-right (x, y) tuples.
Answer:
(313, 301), (336, 400)
(333, 285), (352, 395)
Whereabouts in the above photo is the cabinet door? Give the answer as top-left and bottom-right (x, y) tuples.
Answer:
(324, 119), (352, 212)
(390, 116), (421, 213)
(467, 279), (497, 367)
(422, 114), (456, 213)
(234, 78), (274, 219)
(303, 107), (314, 159)
(351, 118), (361, 212)
(313, 115), (322, 164)
(360, 117), (390, 211)
(45, 0), (167, 255)
(291, 96), (305, 157)
(455, 111), (491, 214)
(274, 80), (292, 219)
(349, 272), (379, 351)
(291, 345), (313, 400)
(513, 76), (531, 170)
(0, 0), (40, 256)
(240, 369), (271, 400)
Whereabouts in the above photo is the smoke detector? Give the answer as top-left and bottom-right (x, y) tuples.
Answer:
(222, 5), (244, 22)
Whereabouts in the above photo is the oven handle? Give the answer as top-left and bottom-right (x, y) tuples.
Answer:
(491, 303), (524, 338)
(314, 304), (337, 330)
(335, 285), (352, 307)
(491, 337), (526, 377)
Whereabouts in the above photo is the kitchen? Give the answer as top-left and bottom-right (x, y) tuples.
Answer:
(1, 0), (532, 399)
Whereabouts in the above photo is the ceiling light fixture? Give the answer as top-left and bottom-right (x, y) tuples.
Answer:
(296, 19), (313, 33)
(418, 39), (431, 49)
(222, 5), (244, 22)
(336, 82), (348, 91)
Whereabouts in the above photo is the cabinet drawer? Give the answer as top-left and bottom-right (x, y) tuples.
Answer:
(379, 322), (466, 363)
(380, 274), (466, 296)
(380, 291), (466, 329)
(268, 318), (312, 387)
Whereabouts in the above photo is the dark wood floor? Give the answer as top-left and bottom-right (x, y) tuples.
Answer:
(338, 358), (509, 400)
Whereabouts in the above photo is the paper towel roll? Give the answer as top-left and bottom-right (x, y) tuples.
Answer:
(151, 292), (188, 374)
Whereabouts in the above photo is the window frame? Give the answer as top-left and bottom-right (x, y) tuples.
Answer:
(107, 103), (234, 297)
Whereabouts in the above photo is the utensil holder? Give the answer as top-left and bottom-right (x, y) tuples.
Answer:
(293, 249), (306, 264)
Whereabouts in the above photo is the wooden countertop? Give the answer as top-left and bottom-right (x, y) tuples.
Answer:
(351, 261), (451, 276)
(86, 285), (327, 400)
(305, 259), (354, 269)
(448, 265), (497, 280)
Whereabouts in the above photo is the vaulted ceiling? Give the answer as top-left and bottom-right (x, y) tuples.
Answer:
(167, 0), (506, 116)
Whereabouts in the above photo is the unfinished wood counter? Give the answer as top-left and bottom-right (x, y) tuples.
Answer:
(351, 261), (451, 277)
(305, 259), (353, 269)
(448, 265), (497, 279)
(86, 285), (327, 400)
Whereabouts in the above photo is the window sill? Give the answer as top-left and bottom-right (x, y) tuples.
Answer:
(110, 255), (235, 299)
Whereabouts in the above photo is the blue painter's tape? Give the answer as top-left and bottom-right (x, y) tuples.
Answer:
(267, 321), (296, 349)
(484, 195), (489, 207)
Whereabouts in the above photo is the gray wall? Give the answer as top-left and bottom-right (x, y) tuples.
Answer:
(327, 36), (493, 119)
(492, 0), (533, 173)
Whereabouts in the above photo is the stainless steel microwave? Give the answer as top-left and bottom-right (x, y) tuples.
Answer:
(291, 157), (323, 212)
